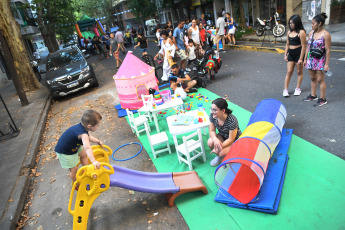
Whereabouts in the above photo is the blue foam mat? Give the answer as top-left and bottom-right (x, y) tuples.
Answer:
(115, 104), (138, 118)
(214, 128), (293, 214)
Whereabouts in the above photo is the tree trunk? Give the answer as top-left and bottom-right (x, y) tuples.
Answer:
(239, 0), (247, 29)
(0, 0), (40, 91)
(36, 1), (59, 53)
(0, 31), (29, 105)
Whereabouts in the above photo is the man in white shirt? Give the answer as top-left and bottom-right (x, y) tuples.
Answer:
(214, 11), (226, 52)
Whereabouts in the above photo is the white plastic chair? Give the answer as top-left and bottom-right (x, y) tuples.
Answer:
(138, 94), (153, 122)
(126, 109), (150, 137)
(176, 129), (206, 170)
(144, 123), (171, 158)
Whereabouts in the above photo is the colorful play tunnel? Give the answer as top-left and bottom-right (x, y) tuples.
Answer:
(214, 99), (287, 204)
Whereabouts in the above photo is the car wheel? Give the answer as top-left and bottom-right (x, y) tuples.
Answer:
(93, 77), (99, 87)
(51, 93), (59, 101)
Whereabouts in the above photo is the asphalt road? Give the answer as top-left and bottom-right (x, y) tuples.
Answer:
(207, 43), (345, 160)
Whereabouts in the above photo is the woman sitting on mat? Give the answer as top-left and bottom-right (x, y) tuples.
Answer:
(208, 98), (242, 167)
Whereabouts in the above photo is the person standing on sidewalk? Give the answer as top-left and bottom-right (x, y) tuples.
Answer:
(109, 32), (123, 70)
(199, 22), (206, 49)
(33, 49), (41, 64)
(215, 11), (226, 52)
(303, 13), (331, 106)
(208, 98), (242, 167)
(200, 13), (206, 27)
(283, 14), (306, 97)
(115, 29), (126, 54)
(173, 19), (188, 71)
(138, 25), (144, 36)
(188, 18), (204, 58)
(154, 30), (176, 81)
(54, 110), (103, 188)
(225, 12), (236, 45)
(167, 21), (174, 37)
(188, 19), (201, 46)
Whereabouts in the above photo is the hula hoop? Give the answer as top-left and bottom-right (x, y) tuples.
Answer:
(112, 142), (143, 161)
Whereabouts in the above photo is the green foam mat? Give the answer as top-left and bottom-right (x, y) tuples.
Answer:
(125, 88), (345, 229)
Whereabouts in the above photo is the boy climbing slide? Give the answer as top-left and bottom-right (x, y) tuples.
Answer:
(55, 110), (103, 187)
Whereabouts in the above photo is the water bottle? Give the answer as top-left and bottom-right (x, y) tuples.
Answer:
(321, 68), (332, 77)
(324, 71), (332, 77)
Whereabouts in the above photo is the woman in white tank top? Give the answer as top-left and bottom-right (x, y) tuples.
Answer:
(188, 19), (201, 45)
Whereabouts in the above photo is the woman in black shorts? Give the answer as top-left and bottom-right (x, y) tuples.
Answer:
(283, 15), (306, 97)
(208, 98), (242, 167)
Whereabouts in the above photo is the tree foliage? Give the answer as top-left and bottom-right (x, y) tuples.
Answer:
(127, 0), (157, 21)
(29, 0), (76, 52)
(73, 0), (115, 28)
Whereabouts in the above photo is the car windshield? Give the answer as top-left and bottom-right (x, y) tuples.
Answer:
(47, 49), (83, 71)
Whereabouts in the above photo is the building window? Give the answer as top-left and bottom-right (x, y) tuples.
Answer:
(10, 2), (21, 20)
(159, 12), (166, 24)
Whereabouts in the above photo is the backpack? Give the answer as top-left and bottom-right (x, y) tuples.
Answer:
(192, 76), (207, 88)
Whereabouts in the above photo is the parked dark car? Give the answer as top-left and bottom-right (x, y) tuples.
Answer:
(45, 46), (98, 99)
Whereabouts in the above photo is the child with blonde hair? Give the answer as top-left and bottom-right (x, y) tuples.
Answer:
(55, 110), (103, 186)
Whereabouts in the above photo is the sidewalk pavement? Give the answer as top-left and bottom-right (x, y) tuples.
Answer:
(0, 80), (51, 229)
(239, 22), (345, 47)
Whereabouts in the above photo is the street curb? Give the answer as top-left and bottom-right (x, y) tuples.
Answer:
(226, 44), (285, 54)
(239, 37), (285, 45)
(239, 37), (345, 47)
(0, 94), (52, 230)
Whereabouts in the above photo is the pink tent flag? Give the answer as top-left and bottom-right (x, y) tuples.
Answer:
(114, 51), (159, 110)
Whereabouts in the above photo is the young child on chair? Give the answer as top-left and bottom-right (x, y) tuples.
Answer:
(54, 110), (103, 187)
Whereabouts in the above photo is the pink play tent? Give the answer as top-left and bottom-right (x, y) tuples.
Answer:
(113, 51), (159, 110)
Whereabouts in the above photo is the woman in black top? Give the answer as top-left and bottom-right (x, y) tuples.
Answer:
(208, 98), (242, 167)
(283, 15), (306, 97)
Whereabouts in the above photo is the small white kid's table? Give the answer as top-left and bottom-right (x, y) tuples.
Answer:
(166, 109), (210, 161)
(150, 98), (184, 132)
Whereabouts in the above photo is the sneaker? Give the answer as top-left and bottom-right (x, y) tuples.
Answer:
(186, 68), (191, 72)
(314, 98), (327, 107)
(294, 88), (301, 96)
(283, 89), (289, 97)
(304, 94), (318, 101)
(210, 156), (223, 167)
